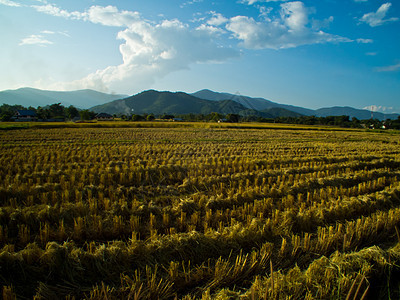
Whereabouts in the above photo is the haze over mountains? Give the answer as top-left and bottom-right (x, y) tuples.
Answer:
(1, 87), (398, 121)
(0, 87), (126, 109)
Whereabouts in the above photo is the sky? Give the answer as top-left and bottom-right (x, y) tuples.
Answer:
(0, 0), (399, 113)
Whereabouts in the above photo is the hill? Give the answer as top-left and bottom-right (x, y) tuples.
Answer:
(90, 90), (275, 116)
(262, 107), (304, 118)
(315, 106), (399, 120)
(193, 89), (399, 121)
(0, 87), (126, 109)
(192, 89), (314, 116)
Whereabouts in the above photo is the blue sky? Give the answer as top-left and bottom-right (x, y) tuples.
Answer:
(0, 0), (399, 112)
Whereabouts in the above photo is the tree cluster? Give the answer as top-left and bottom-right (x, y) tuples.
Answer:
(2, 103), (400, 129)
(125, 112), (400, 129)
(0, 103), (83, 121)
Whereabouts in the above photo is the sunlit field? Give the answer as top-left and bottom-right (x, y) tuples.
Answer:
(1, 124), (400, 299)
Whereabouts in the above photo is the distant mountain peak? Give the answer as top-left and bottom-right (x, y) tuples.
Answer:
(0, 87), (127, 109)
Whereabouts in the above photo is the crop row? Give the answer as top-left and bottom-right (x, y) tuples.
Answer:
(1, 126), (400, 298)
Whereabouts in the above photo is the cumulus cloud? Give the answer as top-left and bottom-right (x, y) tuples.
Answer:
(359, 3), (399, 27)
(29, 4), (238, 92)
(280, 1), (308, 31)
(375, 62), (400, 72)
(85, 5), (141, 27)
(16, 1), (357, 91)
(207, 12), (228, 26)
(19, 34), (53, 46)
(226, 1), (350, 49)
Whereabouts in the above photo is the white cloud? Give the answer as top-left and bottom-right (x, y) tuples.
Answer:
(226, 2), (351, 49)
(354, 0), (368, 2)
(19, 34), (53, 46)
(85, 5), (141, 27)
(41, 30), (55, 34)
(180, 0), (203, 8)
(196, 23), (226, 35)
(280, 1), (308, 31)
(359, 3), (399, 27)
(312, 16), (334, 30)
(240, 0), (288, 4)
(0, 0), (21, 7)
(375, 62), (400, 72)
(356, 38), (373, 43)
(366, 52), (377, 56)
(207, 12), (228, 26)
(363, 105), (399, 114)
(19, 30), (69, 47)
(257, 6), (273, 20)
(31, 4), (83, 19)
(31, 4), (238, 92)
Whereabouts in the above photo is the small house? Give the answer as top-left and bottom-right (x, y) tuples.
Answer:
(13, 110), (37, 122)
(95, 113), (113, 121)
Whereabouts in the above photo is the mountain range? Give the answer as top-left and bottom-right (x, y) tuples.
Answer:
(191, 89), (399, 120)
(0, 87), (126, 109)
(1, 87), (398, 121)
(89, 90), (303, 118)
(91, 89), (399, 120)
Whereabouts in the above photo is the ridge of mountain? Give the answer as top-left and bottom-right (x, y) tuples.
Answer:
(90, 90), (271, 116)
(314, 106), (399, 121)
(0, 87), (127, 109)
(192, 89), (315, 116)
(1, 87), (398, 121)
(193, 89), (399, 121)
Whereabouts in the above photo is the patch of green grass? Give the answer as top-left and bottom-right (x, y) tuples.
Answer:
(0, 123), (30, 130)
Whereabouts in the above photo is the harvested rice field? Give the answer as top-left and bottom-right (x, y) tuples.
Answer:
(1, 124), (400, 299)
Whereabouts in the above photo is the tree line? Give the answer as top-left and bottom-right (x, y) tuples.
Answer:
(0, 103), (95, 121)
(1, 103), (400, 129)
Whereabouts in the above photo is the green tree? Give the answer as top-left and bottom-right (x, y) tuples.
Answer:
(161, 114), (175, 120)
(208, 112), (224, 122)
(131, 114), (144, 121)
(0, 110), (14, 121)
(146, 114), (155, 121)
(226, 113), (240, 123)
(36, 106), (50, 120)
(49, 103), (65, 118)
(0, 104), (29, 121)
(79, 109), (96, 121)
(65, 105), (79, 120)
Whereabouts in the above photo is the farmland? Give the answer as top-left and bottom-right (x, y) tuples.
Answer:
(1, 123), (400, 299)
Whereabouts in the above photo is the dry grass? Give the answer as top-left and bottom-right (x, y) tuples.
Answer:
(0, 126), (399, 298)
